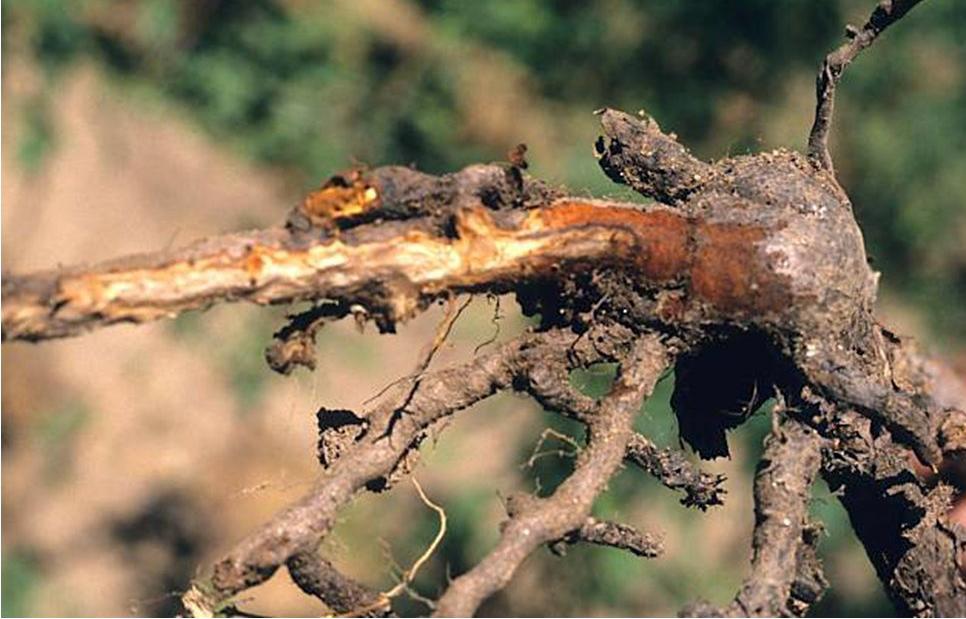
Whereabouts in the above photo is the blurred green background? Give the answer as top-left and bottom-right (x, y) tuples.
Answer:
(2, 0), (964, 616)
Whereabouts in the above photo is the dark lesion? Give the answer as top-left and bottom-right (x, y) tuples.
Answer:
(624, 434), (727, 510)
(549, 517), (664, 559)
(670, 330), (798, 460)
(264, 301), (351, 374)
(315, 407), (369, 470)
(286, 549), (393, 617)
(804, 388), (966, 616)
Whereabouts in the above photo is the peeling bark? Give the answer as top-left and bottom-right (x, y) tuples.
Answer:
(4, 0), (964, 615)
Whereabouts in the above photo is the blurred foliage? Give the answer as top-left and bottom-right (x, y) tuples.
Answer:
(834, 0), (966, 338)
(216, 314), (276, 414)
(31, 400), (92, 484)
(425, 0), (838, 146)
(3, 0), (964, 615)
(1, 550), (41, 617)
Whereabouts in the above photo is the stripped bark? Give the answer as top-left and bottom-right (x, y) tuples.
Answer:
(4, 0), (964, 615)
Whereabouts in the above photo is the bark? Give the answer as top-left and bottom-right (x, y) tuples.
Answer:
(287, 549), (393, 617)
(808, 0), (927, 172)
(433, 335), (669, 617)
(4, 0), (964, 616)
(683, 416), (826, 617)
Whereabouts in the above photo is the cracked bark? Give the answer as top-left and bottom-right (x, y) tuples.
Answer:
(3, 0), (964, 615)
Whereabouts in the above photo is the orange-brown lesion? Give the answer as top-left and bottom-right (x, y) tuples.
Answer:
(3, 197), (796, 342)
(691, 221), (791, 316)
(534, 201), (691, 281)
(298, 170), (381, 228)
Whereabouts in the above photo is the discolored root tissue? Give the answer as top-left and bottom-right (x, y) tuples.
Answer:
(3, 0), (964, 616)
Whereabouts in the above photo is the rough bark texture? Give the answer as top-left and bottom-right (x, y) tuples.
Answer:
(683, 416), (826, 617)
(431, 336), (669, 617)
(808, 392), (966, 617)
(552, 518), (664, 559)
(286, 550), (393, 617)
(4, 0), (965, 616)
(807, 0), (927, 172)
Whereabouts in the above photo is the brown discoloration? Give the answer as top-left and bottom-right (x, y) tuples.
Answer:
(244, 246), (265, 280)
(655, 289), (688, 323)
(691, 222), (792, 317)
(3, 199), (764, 342)
(286, 550), (389, 617)
(0, 147), (940, 471)
(297, 169), (381, 228)
(535, 202), (691, 282)
(6, 79), (962, 614)
(507, 143), (529, 169)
